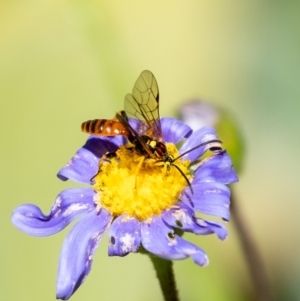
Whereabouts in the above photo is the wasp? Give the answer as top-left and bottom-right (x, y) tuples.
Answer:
(81, 70), (222, 192)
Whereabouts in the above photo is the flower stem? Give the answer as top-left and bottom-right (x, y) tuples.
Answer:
(231, 189), (273, 301)
(149, 255), (180, 301)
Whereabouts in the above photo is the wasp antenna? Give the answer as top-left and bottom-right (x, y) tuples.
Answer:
(172, 163), (194, 194)
(173, 139), (222, 163)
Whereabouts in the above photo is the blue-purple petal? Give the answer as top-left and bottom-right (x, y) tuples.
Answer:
(57, 136), (123, 184)
(126, 118), (191, 144)
(195, 219), (228, 240)
(57, 147), (101, 185)
(56, 209), (112, 300)
(128, 118), (140, 132)
(11, 188), (95, 236)
(193, 151), (238, 184)
(182, 183), (230, 221)
(86, 135), (125, 156)
(141, 216), (208, 265)
(108, 215), (141, 256)
(162, 203), (227, 239)
(160, 118), (192, 143)
(179, 126), (220, 162)
(162, 203), (194, 230)
(175, 236), (209, 266)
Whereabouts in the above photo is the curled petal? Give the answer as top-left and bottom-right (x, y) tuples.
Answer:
(162, 203), (227, 240)
(108, 215), (141, 256)
(141, 216), (208, 266)
(195, 219), (228, 240)
(56, 209), (112, 300)
(182, 183), (230, 221)
(11, 188), (95, 236)
(194, 151), (238, 184)
(161, 118), (192, 143)
(57, 136), (123, 184)
(175, 236), (209, 266)
(179, 126), (220, 162)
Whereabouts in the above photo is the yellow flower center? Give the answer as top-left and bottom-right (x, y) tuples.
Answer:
(93, 143), (191, 221)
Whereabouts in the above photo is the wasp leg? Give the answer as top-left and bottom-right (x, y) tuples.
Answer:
(134, 155), (145, 189)
(154, 159), (194, 194)
(90, 151), (117, 184)
(153, 159), (169, 176)
(104, 151), (117, 160)
(90, 170), (100, 184)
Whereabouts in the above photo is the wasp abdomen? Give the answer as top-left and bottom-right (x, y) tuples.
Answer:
(81, 119), (130, 136)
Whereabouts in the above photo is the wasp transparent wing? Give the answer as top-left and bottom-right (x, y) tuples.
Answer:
(116, 111), (155, 158)
(124, 70), (162, 140)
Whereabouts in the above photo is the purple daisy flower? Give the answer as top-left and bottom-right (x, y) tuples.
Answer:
(11, 117), (237, 300)
(12, 64), (237, 301)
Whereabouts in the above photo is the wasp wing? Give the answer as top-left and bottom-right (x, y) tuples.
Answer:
(116, 111), (155, 158)
(124, 70), (162, 141)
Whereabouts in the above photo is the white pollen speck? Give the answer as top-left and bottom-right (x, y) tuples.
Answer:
(53, 209), (62, 218)
(196, 219), (207, 227)
(93, 193), (101, 205)
(96, 203), (102, 212)
(172, 209), (192, 225)
(168, 237), (178, 246)
(55, 196), (62, 206)
(120, 233), (135, 252)
(62, 203), (88, 216)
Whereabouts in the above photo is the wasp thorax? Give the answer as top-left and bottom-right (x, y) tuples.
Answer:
(149, 140), (157, 149)
(93, 143), (191, 221)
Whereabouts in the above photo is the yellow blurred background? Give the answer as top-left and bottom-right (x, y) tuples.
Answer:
(1, 1), (299, 300)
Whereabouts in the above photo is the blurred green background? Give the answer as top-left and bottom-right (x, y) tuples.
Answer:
(1, 1), (300, 300)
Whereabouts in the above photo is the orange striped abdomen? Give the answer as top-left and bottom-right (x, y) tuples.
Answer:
(81, 119), (130, 136)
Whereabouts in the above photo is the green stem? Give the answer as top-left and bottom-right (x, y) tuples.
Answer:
(231, 189), (273, 301)
(149, 255), (180, 301)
